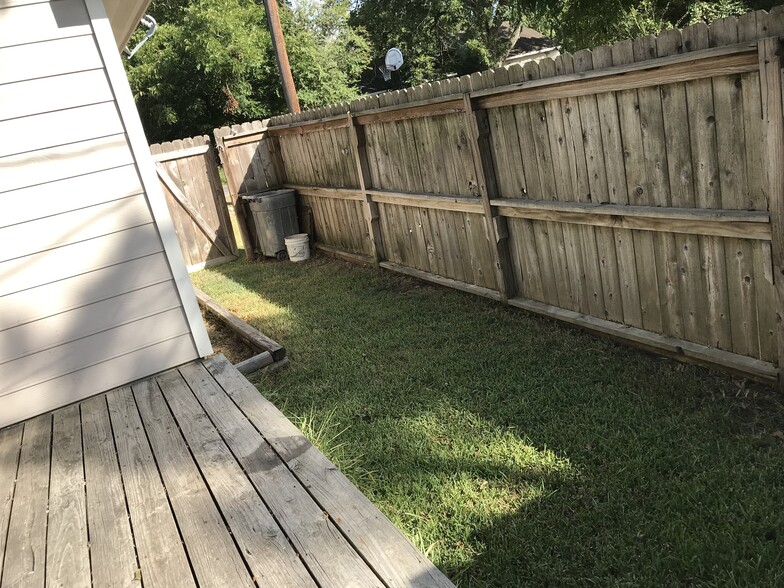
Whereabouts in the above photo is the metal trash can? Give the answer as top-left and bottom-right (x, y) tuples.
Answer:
(242, 189), (299, 259)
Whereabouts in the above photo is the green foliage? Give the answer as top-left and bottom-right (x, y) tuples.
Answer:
(350, 0), (781, 81)
(686, 0), (751, 24)
(540, 0), (671, 52)
(125, 0), (370, 142)
(530, 0), (780, 53)
(349, 0), (516, 84)
(282, 0), (372, 108)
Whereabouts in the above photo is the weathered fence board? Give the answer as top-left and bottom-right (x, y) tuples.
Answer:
(149, 136), (236, 272)
(219, 8), (784, 384)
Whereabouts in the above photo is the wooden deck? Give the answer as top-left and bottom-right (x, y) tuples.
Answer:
(0, 355), (454, 588)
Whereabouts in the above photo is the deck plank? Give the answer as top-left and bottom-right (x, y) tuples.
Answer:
(81, 396), (140, 588)
(47, 405), (90, 588)
(156, 370), (317, 588)
(1, 415), (51, 588)
(200, 355), (455, 588)
(0, 424), (23, 583)
(131, 378), (255, 588)
(179, 361), (385, 588)
(106, 387), (196, 588)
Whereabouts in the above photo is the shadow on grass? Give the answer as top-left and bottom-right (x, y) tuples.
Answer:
(193, 254), (784, 587)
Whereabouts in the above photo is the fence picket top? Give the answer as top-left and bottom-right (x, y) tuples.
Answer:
(656, 28), (683, 56)
(592, 44), (613, 65)
(572, 49), (594, 72)
(710, 15), (740, 47)
(682, 21), (710, 52)
(737, 11), (758, 42)
(537, 55), (559, 79)
(520, 59), (539, 81)
(505, 62), (524, 84)
(770, 5), (784, 35)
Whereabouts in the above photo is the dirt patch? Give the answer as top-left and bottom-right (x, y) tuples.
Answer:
(202, 311), (258, 364)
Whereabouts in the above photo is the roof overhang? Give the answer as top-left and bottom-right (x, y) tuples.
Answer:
(103, 0), (152, 50)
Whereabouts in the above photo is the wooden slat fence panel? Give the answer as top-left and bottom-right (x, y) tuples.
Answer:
(149, 135), (236, 272)
(228, 8), (784, 384)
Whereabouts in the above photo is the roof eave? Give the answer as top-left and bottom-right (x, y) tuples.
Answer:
(103, 0), (152, 50)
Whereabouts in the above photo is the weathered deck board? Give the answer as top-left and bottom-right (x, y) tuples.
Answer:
(0, 424), (22, 583)
(106, 387), (197, 588)
(155, 370), (316, 588)
(1, 415), (50, 588)
(132, 379), (255, 588)
(81, 396), (140, 588)
(47, 406), (90, 588)
(0, 356), (452, 588)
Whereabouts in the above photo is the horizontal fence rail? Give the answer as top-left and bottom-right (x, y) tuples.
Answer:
(219, 8), (784, 385)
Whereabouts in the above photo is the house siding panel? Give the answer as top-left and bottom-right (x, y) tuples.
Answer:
(0, 69), (113, 122)
(0, 0), (207, 428)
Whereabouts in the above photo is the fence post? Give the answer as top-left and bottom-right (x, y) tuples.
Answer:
(347, 113), (385, 264)
(461, 94), (516, 303)
(760, 36), (784, 390)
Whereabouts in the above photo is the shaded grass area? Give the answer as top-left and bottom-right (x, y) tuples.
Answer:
(192, 254), (784, 587)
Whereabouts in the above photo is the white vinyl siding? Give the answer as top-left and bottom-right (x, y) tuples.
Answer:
(0, 335), (198, 426)
(0, 253), (173, 331)
(0, 165), (144, 227)
(0, 0), (209, 428)
(0, 36), (103, 84)
(0, 69), (113, 121)
(0, 134), (135, 193)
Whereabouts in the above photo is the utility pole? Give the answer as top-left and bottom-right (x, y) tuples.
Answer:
(261, 0), (300, 113)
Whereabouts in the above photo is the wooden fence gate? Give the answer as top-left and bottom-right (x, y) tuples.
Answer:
(214, 122), (282, 260)
(150, 136), (237, 272)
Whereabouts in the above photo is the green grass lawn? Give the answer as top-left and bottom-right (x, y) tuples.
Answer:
(192, 254), (784, 587)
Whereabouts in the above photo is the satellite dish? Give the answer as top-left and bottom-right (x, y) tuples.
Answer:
(385, 47), (404, 71)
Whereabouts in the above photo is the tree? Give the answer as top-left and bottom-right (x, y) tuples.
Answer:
(349, 0), (520, 85)
(349, 0), (780, 85)
(125, 0), (371, 143)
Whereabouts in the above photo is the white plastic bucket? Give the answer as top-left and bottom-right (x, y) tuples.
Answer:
(284, 233), (310, 262)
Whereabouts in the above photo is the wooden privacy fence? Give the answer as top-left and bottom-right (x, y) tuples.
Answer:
(150, 136), (237, 272)
(223, 9), (784, 385)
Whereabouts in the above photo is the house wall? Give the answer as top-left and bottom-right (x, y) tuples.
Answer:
(0, 0), (211, 428)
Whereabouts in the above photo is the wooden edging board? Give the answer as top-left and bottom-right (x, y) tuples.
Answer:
(508, 297), (778, 384)
(193, 287), (286, 361)
(314, 243), (375, 265)
(233, 351), (273, 375)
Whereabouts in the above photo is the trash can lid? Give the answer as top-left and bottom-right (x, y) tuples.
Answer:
(242, 189), (296, 212)
(241, 188), (295, 202)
